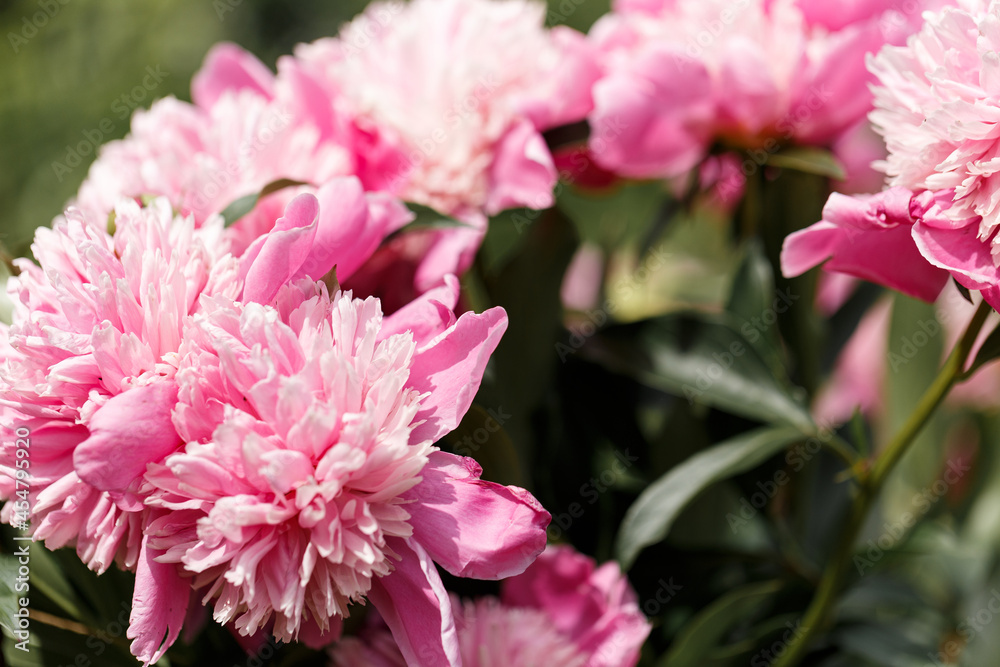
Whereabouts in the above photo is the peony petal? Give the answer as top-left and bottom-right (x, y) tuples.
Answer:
(912, 220), (1000, 292)
(298, 178), (387, 282)
(240, 194), (321, 305)
(590, 47), (712, 179)
(379, 275), (460, 348)
(781, 189), (950, 303)
(405, 451), (550, 580)
(73, 381), (182, 492)
(406, 307), (508, 444)
(368, 537), (460, 667)
(192, 43), (275, 109)
(128, 537), (189, 665)
(485, 119), (558, 215)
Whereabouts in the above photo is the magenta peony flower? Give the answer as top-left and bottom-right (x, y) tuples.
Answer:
(329, 545), (651, 667)
(138, 279), (549, 665)
(586, 0), (938, 179)
(292, 0), (598, 218)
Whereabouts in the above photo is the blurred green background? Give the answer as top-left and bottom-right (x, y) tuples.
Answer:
(0, 0), (609, 258)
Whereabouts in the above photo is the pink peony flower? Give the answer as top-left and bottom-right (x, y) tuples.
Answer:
(0, 198), (239, 574)
(587, 0), (939, 179)
(140, 279), (549, 664)
(76, 84), (350, 249)
(329, 545), (651, 667)
(292, 0), (598, 218)
(813, 298), (891, 424)
(860, 0), (1000, 304)
(816, 287), (1000, 423)
(0, 198), (241, 665)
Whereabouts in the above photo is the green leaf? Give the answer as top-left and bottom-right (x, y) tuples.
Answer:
(724, 240), (786, 374)
(2, 619), (139, 667)
(659, 579), (785, 667)
(582, 313), (813, 432)
(765, 147), (846, 180)
(22, 545), (90, 624)
(220, 178), (309, 227)
(616, 426), (805, 568)
(0, 556), (23, 635)
(727, 240), (774, 321)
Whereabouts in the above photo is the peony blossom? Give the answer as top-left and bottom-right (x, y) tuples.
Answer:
(139, 279), (549, 664)
(329, 545), (651, 667)
(586, 0), (940, 179)
(0, 197), (241, 664)
(0, 197), (239, 575)
(815, 288), (1000, 423)
(293, 0), (598, 218)
(0, 179), (535, 664)
(782, 2), (1000, 310)
(864, 0), (1000, 304)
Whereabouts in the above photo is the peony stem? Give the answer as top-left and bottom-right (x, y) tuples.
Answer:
(773, 298), (993, 667)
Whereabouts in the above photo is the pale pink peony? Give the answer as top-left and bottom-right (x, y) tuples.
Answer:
(817, 288), (1000, 423)
(856, 0), (1000, 304)
(813, 298), (891, 424)
(0, 198), (241, 665)
(329, 545), (651, 667)
(587, 0), (939, 179)
(75, 43), (481, 305)
(293, 0), (598, 219)
(0, 198), (238, 571)
(76, 86), (350, 251)
(140, 279), (549, 664)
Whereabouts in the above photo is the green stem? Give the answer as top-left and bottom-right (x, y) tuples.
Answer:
(773, 299), (993, 667)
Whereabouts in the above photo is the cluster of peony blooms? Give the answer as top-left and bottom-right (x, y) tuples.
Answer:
(0, 0), (959, 664)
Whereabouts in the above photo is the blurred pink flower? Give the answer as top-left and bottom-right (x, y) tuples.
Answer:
(329, 545), (650, 667)
(141, 281), (548, 664)
(587, 0), (938, 179)
(293, 0), (598, 218)
(562, 243), (606, 312)
(74, 44), (470, 307)
(813, 298), (891, 424)
(815, 286), (1000, 423)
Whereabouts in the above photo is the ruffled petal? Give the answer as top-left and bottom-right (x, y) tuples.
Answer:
(406, 307), (508, 444)
(73, 381), (182, 492)
(127, 537), (189, 665)
(192, 43), (275, 109)
(368, 537), (460, 667)
(406, 451), (549, 580)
